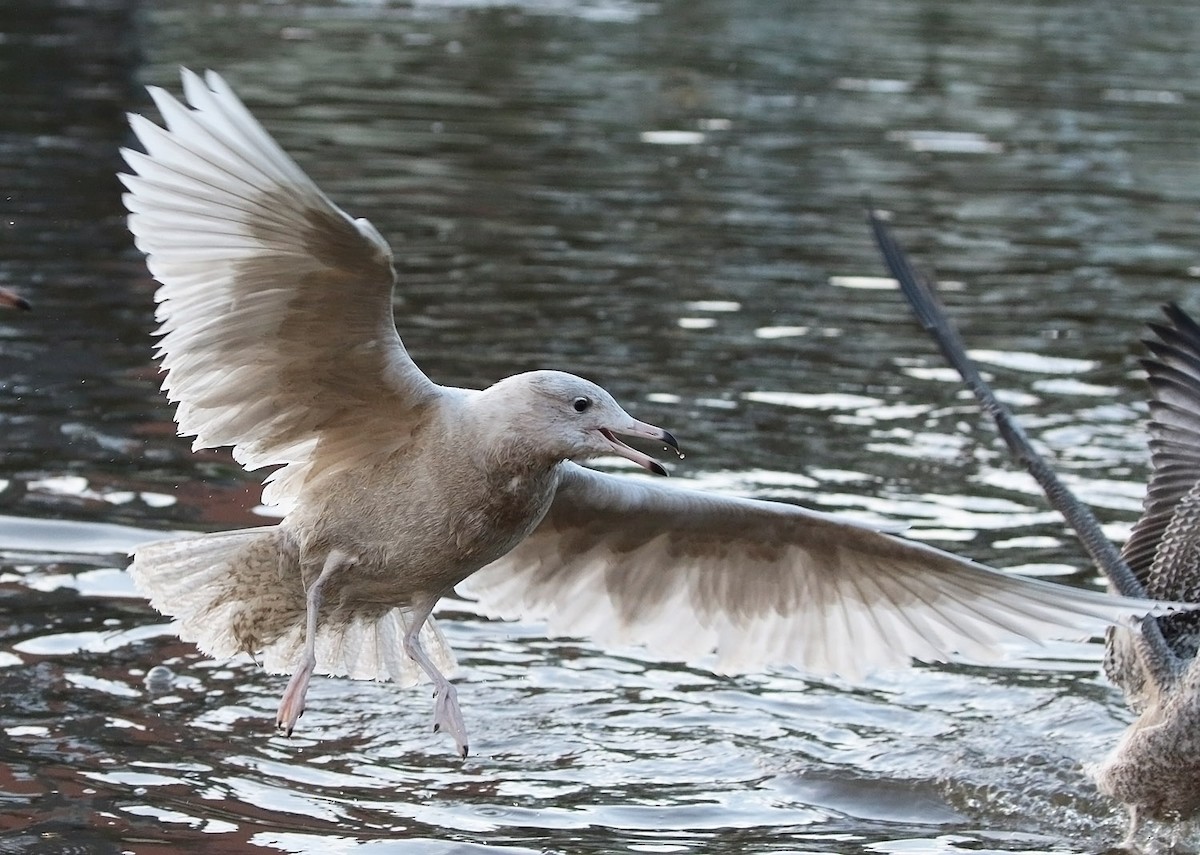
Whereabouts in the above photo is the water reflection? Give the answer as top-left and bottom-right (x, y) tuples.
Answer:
(4, 0), (1200, 851)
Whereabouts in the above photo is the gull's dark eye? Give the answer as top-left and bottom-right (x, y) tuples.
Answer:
(573, 396), (592, 413)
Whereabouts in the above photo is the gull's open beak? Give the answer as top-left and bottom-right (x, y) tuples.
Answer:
(600, 420), (681, 476)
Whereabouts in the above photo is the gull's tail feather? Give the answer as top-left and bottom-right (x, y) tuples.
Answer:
(129, 526), (455, 685)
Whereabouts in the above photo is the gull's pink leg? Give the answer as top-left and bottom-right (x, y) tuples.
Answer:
(276, 549), (355, 735)
(404, 595), (468, 759)
(1118, 805), (1141, 851)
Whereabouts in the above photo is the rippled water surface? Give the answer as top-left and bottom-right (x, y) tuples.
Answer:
(5, 0), (1200, 851)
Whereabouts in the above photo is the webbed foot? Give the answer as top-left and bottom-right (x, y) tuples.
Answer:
(432, 680), (469, 759)
(276, 665), (313, 736)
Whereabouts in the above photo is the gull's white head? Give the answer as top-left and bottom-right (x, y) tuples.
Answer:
(485, 370), (679, 474)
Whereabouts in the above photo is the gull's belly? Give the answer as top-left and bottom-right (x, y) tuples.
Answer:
(286, 459), (557, 606)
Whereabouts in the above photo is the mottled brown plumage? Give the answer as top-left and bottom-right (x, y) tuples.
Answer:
(1095, 306), (1200, 837)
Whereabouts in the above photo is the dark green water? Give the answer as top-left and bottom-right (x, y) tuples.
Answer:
(3, 0), (1200, 851)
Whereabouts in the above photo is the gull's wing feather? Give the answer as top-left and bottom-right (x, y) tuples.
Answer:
(121, 69), (440, 504)
(463, 465), (1163, 678)
(1121, 304), (1200, 595)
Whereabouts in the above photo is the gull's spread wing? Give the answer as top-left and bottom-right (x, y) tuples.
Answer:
(121, 70), (439, 503)
(1121, 304), (1200, 597)
(464, 465), (1164, 677)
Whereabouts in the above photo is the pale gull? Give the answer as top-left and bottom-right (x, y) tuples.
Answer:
(871, 209), (1200, 844)
(122, 70), (1177, 759)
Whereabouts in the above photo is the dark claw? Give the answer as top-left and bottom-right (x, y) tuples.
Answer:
(460, 744), (469, 760)
(433, 723), (440, 733)
(649, 461), (668, 477)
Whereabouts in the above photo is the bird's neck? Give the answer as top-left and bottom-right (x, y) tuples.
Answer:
(457, 389), (565, 477)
